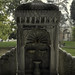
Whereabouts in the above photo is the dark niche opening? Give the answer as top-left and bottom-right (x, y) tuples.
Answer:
(31, 17), (35, 23)
(36, 17), (40, 23)
(46, 17), (49, 23)
(17, 17), (20, 23)
(26, 17), (30, 23)
(41, 17), (44, 23)
(21, 17), (25, 23)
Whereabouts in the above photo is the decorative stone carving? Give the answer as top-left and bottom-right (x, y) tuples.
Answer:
(25, 29), (50, 75)
(15, 0), (61, 75)
(26, 29), (50, 44)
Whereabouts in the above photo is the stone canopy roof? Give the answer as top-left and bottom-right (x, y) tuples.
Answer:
(16, 0), (59, 11)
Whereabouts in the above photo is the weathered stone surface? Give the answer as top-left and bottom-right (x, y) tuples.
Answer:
(59, 48), (75, 75)
(0, 48), (16, 75)
(15, 0), (61, 75)
(72, 57), (75, 75)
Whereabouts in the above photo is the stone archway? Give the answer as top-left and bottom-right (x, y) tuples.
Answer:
(63, 29), (70, 41)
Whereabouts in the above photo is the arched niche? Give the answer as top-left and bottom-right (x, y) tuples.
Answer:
(24, 29), (51, 75)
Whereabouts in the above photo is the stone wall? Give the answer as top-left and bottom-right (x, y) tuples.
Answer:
(0, 48), (16, 75)
(0, 47), (75, 75)
(59, 48), (75, 75)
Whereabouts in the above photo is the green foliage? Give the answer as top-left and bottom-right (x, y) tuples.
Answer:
(71, 0), (75, 22)
(72, 27), (75, 41)
(0, 22), (12, 40)
(1, 0), (21, 16)
(0, 0), (22, 40)
(0, 8), (12, 40)
(0, 0), (17, 40)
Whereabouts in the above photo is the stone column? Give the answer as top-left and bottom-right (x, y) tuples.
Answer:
(47, 27), (56, 75)
(17, 29), (25, 75)
(30, 17), (32, 23)
(33, 61), (41, 75)
(54, 25), (59, 75)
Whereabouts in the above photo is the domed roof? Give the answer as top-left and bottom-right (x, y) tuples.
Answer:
(16, 0), (59, 11)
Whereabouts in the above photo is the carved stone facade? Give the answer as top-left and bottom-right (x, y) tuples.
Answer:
(15, 0), (61, 75)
